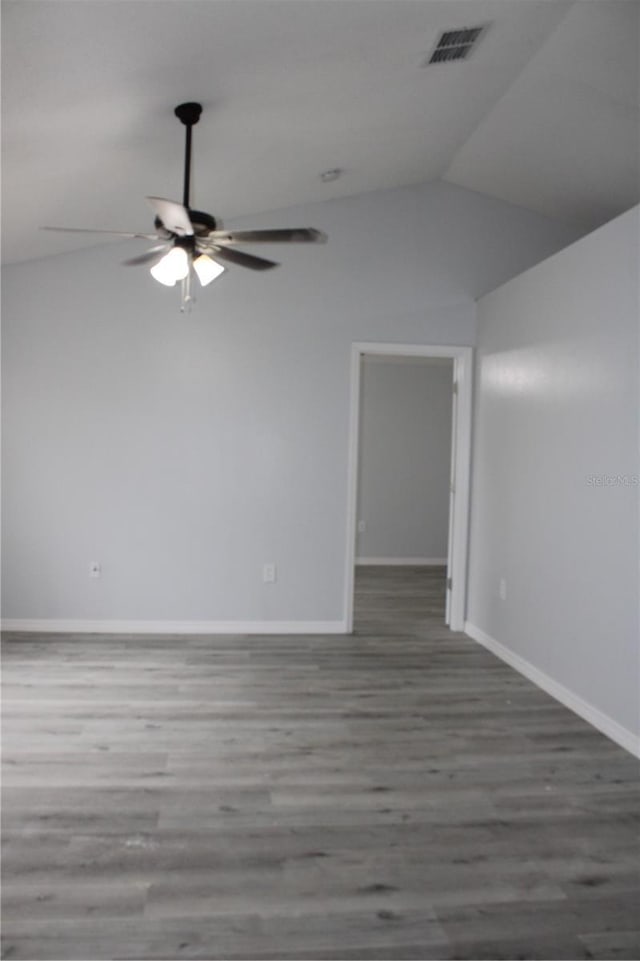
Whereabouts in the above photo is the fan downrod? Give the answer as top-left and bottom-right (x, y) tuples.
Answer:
(174, 103), (203, 209)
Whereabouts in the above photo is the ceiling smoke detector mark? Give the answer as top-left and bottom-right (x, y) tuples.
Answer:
(424, 25), (488, 65)
(320, 168), (342, 183)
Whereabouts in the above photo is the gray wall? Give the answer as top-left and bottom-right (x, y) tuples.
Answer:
(467, 206), (639, 738)
(357, 358), (452, 562)
(1, 180), (579, 625)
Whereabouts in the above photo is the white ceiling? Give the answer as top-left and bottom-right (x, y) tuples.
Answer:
(2, 0), (638, 265)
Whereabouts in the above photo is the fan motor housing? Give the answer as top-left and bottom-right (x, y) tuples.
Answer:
(189, 209), (218, 233)
(153, 209), (217, 237)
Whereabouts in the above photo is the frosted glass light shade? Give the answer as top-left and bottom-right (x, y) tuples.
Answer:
(150, 247), (189, 286)
(193, 254), (225, 286)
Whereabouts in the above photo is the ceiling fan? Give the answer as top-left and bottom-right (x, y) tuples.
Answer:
(43, 102), (327, 309)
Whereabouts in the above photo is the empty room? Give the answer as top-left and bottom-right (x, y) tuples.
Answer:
(1, 1), (638, 959)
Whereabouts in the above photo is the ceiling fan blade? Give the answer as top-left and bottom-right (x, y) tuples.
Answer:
(42, 226), (159, 240)
(146, 197), (193, 237)
(122, 244), (171, 267)
(207, 228), (327, 245)
(204, 245), (279, 271)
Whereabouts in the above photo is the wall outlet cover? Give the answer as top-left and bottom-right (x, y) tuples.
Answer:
(263, 563), (277, 584)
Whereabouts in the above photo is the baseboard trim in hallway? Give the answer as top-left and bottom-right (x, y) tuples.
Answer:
(356, 557), (448, 566)
(1, 619), (348, 635)
(465, 621), (640, 759)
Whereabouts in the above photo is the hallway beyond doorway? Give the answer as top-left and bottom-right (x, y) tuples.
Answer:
(354, 564), (447, 636)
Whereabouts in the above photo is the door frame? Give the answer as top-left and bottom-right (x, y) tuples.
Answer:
(343, 342), (473, 633)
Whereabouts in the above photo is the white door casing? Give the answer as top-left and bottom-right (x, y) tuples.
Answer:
(445, 362), (458, 626)
(344, 342), (473, 633)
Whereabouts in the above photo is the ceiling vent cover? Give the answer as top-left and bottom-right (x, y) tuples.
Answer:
(426, 25), (486, 64)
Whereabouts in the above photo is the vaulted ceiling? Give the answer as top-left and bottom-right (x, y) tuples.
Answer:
(2, 0), (638, 265)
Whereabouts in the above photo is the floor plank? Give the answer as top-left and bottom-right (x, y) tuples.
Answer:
(2, 565), (639, 959)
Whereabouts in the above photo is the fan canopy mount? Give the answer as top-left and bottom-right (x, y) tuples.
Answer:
(174, 102), (203, 127)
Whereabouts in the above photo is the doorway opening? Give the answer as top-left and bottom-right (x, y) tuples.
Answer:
(344, 343), (473, 633)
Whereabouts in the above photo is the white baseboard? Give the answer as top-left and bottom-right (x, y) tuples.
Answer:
(465, 621), (640, 759)
(1, 619), (347, 636)
(356, 557), (447, 566)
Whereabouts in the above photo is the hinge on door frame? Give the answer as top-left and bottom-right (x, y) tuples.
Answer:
(452, 381), (458, 395)
(447, 577), (452, 591)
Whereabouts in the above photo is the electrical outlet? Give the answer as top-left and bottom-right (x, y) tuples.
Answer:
(499, 577), (507, 601)
(263, 563), (277, 584)
(89, 562), (102, 578)
(357, 520), (366, 534)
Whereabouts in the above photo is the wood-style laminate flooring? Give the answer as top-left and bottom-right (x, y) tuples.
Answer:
(2, 566), (639, 960)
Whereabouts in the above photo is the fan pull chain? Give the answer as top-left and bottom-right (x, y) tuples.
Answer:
(180, 270), (195, 313)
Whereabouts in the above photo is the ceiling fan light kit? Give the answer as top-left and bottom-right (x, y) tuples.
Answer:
(149, 245), (190, 286)
(193, 254), (225, 287)
(43, 102), (327, 312)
